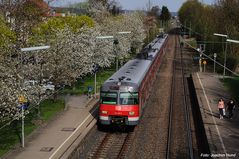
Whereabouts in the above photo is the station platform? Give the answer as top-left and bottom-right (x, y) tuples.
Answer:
(192, 72), (239, 158)
(3, 95), (99, 159)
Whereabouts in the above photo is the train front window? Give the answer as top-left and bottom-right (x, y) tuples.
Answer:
(120, 92), (139, 105)
(100, 92), (117, 104)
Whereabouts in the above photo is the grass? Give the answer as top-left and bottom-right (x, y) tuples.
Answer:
(185, 38), (197, 48)
(39, 99), (65, 121)
(62, 69), (115, 95)
(223, 76), (239, 102)
(0, 116), (37, 156)
(0, 99), (64, 157)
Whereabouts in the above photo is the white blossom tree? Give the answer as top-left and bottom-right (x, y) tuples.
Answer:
(0, 9), (146, 124)
(80, 25), (114, 68)
(124, 13), (146, 53)
(0, 59), (42, 122)
(98, 12), (146, 62)
(41, 26), (114, 88)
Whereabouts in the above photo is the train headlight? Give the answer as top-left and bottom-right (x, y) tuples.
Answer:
(128, 87), (134, 92)
(101, 110), (108, 114)
(129, 111), (135, 116)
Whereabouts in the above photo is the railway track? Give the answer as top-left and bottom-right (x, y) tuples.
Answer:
(68, 30), (201, 159)
(88, 128), (134, 159)
(166, 34), (194, 159)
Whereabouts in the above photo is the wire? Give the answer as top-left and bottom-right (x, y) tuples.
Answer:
(0, 85), (66, 130)
(180, 36), (239, 77)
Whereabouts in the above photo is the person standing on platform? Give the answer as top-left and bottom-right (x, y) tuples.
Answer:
(227, 99), (236, 119)
(218, 98), (225, 119)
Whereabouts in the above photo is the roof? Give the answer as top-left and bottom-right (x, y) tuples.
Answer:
(105, 59), (152, 86)
(147, 35), (167, 59)
(104, 34), (168, 87)
(29, 0), (50, 11)
(51, 7), (88, 15)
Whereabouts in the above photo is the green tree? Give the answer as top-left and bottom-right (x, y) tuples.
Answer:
(31, 15), (94, 45)
(147, 6), (161, 25)
(178, 1), (214, 40)
(0, 16), (16, 53)
(4, 0), (44, 48)
(178, 0), (239, 72)
(69, 2), (90, 9)
(160, 6), (171, 22)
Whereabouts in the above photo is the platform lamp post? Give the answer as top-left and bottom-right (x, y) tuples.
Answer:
(96, 31), (131, 71)
(213, 33), (228, 79)
(93, 36), (114, 98)
(226, 39), (239, 44)
(94, 32), (131, 97)
(20, 45), (50, 148)
(92, 64), (99, 98)
(226, 38), (239, 75)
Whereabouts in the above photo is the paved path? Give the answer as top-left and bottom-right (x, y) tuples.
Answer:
(4, 95), (98, 159)
(193, 72), (239, 158)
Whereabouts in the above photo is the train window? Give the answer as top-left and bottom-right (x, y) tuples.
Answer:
(120, 92), (139, 105)
(100, 92), (117, 104)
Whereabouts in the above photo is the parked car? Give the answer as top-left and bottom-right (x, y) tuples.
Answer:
(23, 80), (55, 95)
(42, 81), (55, 95)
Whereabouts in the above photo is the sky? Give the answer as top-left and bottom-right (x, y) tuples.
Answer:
(51, 0), (216, 12)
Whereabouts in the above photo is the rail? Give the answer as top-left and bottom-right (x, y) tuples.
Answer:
(166, 34), (194, 159)
(88, 130), (133, 159)
(166, 35), (177, 159)
(179, 36), (194, 159)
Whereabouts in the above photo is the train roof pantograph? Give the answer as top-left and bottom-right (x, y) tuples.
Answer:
(104, 34), (168, 87)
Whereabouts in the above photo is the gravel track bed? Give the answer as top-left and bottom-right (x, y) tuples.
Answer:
(88, 132), (131, 159)
(68, 125), (106, 159)
(125, 34), (176, 159)
(169, 36), (188, 158)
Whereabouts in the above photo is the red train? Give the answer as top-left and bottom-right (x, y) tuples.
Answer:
(99, 35), (168, 126)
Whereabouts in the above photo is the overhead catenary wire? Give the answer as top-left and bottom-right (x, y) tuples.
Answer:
(180, 36), (239, 77)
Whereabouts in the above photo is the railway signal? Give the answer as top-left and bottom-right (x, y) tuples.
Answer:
(203, 60), (207, 72)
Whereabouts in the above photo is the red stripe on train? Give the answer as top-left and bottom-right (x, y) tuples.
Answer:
(99, 104), (139, 117)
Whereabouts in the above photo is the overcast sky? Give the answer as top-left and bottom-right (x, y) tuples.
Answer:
(51, 0), (216, 12)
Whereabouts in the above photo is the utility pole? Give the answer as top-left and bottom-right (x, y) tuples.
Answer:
(114, 39), (119, 71)
(214, 53), (217, 73)
(213, 33), (228, 78)
(21, 106), (24, 147)
(197, 48), (203, 72)
(148, 0), (151, 11)
(199, 59), (202, 72)
(184, 21), (187, 38)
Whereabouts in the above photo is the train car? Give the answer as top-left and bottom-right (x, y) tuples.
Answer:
(98, 35), (168, 126)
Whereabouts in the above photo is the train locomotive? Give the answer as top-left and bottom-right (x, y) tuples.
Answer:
(99, 34), (168, 126)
